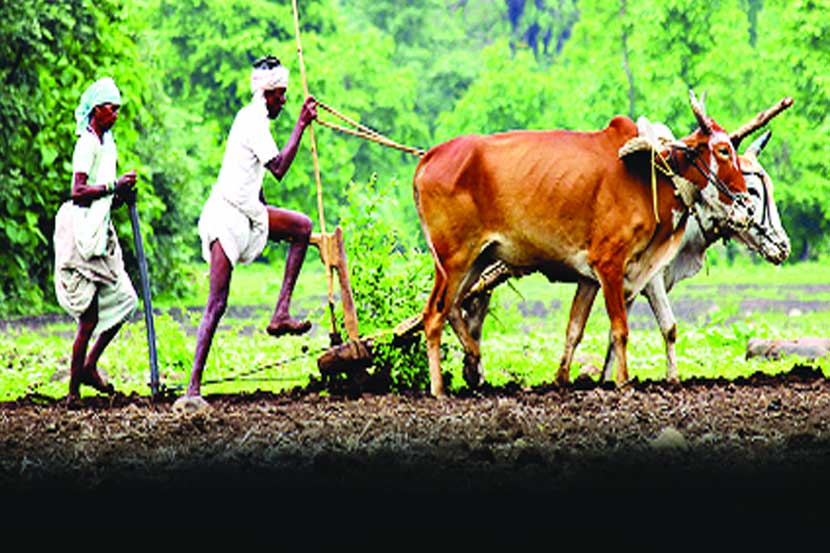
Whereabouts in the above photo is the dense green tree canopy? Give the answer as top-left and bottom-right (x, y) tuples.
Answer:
(0, 0), (827, 317)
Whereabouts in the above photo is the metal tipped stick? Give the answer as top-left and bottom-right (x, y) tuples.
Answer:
(128, 201), (160, 397)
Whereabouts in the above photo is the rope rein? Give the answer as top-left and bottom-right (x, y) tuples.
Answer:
(314, 101), (426, 158)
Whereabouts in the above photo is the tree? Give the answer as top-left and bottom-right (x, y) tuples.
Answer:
(752, 0), (830, 260)
(0, 0), (141, 315)
(142, 0), (428, 239)
(503, 0), (579, 59)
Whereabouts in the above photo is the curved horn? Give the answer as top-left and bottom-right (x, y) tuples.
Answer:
(745, 129), (772, 158)
(689, 89), (712, 135)
(730, 96), (794, 147)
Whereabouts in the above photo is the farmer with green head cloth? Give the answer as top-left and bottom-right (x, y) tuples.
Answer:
(53, 76), (139, 407)
(175, 55), (318, 410)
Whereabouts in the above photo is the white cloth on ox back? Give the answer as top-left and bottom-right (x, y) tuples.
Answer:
(53, 129), (137, 336)
(618, 116), (698, 212)
(618, 116), (677, 157)
(198, 101), (278, 266)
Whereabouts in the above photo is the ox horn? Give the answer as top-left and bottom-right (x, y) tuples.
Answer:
(689, 89), (712, 135)
(730, 96), (794, 148)
(745, 129), (772, 158)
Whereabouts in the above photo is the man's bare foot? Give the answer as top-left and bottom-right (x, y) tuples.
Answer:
(173, 395), (211, 414)
(66, 393), (82, 410)
(266, 317), (311, 338)
(79, 367), (115, 395)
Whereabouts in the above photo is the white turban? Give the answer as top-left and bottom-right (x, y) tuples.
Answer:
(250, 65), (289, 95)
(74, 77), (122, 135)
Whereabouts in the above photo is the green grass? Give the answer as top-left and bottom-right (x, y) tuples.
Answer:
(466, 259), (830, 388)
(1, 256), (828, 401)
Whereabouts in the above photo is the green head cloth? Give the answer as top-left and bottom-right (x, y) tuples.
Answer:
(74, 77), (122, 135)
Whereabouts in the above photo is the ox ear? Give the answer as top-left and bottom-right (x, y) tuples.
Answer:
(689, 89), (712, 135)
(745, 129), (772, 158)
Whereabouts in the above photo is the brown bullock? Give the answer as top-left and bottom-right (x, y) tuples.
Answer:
(600, 126), (792, 384)
(414, 91), (751, 397)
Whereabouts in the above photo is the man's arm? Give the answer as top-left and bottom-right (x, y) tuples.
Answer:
(264, 96), (317, 183)
(71, 170), (137, 207)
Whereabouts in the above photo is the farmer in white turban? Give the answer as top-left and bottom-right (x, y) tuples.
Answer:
(178, 55), (317, 407)
(53, 76), (139, 406)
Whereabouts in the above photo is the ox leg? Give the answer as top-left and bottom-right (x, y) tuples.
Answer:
(556, 279), (600, 385)
(642, 278), (680, 383)
(597, 271), (630, 385)
(453, 290), (492, 389)
(423, 256), (473, 398)
(601, 298), (635, 384)
(423, 266), (449, 398)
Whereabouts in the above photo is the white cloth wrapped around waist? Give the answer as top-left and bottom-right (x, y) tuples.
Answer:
(53, 201), (137, 336)
(73, 194), (113, 260)
(198, 189), (269, 267)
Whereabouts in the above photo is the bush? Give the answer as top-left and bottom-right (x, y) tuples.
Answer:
(335, 173), (435, 392)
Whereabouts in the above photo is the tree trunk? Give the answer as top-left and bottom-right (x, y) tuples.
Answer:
(620, 0), (636, 119)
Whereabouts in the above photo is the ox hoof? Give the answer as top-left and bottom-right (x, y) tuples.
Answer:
(173, 395), (211, 414)
(615, 378), (635, 391)
(599, 379), (617, 391)
(462, 353), (484, 389)
(554, 374), (571, 388)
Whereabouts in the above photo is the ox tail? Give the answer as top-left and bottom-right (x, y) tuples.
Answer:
(412, 160), (449, 296)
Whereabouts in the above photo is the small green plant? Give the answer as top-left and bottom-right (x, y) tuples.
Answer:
(336, 173), (434, 391)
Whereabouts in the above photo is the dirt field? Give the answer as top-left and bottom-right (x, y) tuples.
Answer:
(3, 365), (830, 536)
(3, 288), (830, 538)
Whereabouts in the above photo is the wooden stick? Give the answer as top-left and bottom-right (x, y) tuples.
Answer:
(292, 0), (338, 336)
(730, 97), (794, 145)
(128, 202), (160, 397)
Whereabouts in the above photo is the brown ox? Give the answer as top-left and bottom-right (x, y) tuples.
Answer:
(414, 92), (751, 397)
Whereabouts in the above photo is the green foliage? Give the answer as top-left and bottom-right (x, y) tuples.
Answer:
(751, 0), (830, 259)
(503, 0), (579, 59)
(2, 0), (829, 323)
(0, 0), (198, 317)
(335, 173), (434, 391)
(2, 261), (829, 400)
(0, 0), (111, 315)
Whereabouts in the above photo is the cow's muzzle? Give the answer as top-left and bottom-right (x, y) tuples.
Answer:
(725, 193), (754, 233)
(760, 234), (791, 265)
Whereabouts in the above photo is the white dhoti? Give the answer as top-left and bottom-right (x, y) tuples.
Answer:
(197, 190), (269, 267)
(53, 201), (138, 336)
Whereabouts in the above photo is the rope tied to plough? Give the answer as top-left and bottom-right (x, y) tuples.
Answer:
(314, 100), (427, 158)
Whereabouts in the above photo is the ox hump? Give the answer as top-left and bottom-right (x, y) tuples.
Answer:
(607, 115), (639, 139)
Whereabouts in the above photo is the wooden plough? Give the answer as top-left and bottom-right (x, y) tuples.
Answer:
(291, 0), (412, 379)
(292, 0), (522, 380)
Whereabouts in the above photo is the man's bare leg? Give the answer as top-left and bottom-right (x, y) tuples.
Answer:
(265, 206), (313, 337)
(68, 296), (99, 406)
(80, 322), (121, 394)
(186, 240), (232, 398)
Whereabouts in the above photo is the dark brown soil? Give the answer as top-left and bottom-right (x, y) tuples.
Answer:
(3, 365), (830, 537)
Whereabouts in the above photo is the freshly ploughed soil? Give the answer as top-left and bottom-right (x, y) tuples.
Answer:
(2, 365), (830, 534)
